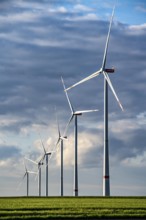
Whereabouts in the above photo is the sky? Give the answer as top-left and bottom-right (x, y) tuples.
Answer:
(0, 0), (146, 197)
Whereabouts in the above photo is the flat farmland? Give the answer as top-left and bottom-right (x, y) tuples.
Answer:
(0, 197), (146, 219)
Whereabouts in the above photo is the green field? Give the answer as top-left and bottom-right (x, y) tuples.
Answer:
(0, 197), (146, 219)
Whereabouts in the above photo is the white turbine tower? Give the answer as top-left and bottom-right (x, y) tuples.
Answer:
(22, 159), (37, 197)
(61, 77), (98, 196)
(39, 137), (52, 197)
(65, 5), (124, 196)
(55, 110), (67, 196)
(25, 157), (43, 197)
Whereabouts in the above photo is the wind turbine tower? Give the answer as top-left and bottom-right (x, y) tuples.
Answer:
(39, 137), (52, 197)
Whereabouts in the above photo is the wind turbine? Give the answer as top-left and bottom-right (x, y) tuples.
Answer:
(21, 159), (37, 197)
(25, 157), (43, 197)
(55, 110), (67, 197)
(39, 136), (53, 197)
(65, 5), (124, 196)
(61, 77), (98, 196)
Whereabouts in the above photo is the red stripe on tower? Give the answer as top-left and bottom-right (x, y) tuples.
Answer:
(74, 189), (78, 192)
(104, 175), (109, 179)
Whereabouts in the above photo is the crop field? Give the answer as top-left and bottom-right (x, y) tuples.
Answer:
(0, 197), (146, 219)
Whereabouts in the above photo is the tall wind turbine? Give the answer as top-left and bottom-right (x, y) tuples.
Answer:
(61, 77), (98, 196)
(39, 136), (52, 197)
(55, 110), (67, 196)
(25, 157), (43, 197)
(22, 159), (37, 196)
(65, 5), (124, 196)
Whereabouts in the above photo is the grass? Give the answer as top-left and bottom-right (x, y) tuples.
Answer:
(0, 196), (146, 219)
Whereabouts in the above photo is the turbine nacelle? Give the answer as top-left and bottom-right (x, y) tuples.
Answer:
(74, 112), (82, 116)
(60, 136), (67, 141)
(46, 152), (52, 156)
(104, 68), (115, 73)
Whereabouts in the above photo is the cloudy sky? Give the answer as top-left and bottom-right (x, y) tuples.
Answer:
(0, 0), (146, 197)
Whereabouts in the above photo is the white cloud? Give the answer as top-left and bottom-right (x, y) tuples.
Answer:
(54, 132), (102, 167)
(128, 23), (146, 35)
(73, 4), (94, 12)
(0, 11), (40, 24)
(109, 112), (146, 142)
(0, 31), (65, 48)
(0, 157), (21, 170)
(0, 116), (21, 128)
(136, 6), (146, 13)
(0, 159), (9, 167)
(48, 6), (68, 13)
(14, 0), (45, 11)
(57, 6), (68, 13)
(47, 3), (93, 14)
(67, 13), (98, 21)
(122, 151), (146, 168)
(130, 23), (146, 29)
(136, 112), (146, 126)
(32, 38), (64, 47)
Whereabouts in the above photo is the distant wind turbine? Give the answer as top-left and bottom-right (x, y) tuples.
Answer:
(25, 157), (43, 197)
(55, 109), (67, 196)
(65, 5), (124, 196)
(61, 77), (98, 196)
(39, 136), (52, 197)
(22, 159), (37, 197)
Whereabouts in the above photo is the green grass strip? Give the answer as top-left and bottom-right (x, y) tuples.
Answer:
(0, 196), (146, 219)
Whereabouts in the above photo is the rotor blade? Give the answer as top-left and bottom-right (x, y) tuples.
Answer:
(63, 114), (74, 137)
(28, 171), (38, 174)
(23, 158), (27, 172)
(47, 146), (60, 162)
(22, 172), (27, 180)
(35, 171), (39, 181)
(61, 76), (74, 113)
(16, 175), (26, 191)
(56, 137), (60, 147)
(103, 71), (124, 111)
(75, 109), (99, 114)
(40, 153), (45, 162)
(24, 157), (38, 165)
(55, 142), (61, 153)
(47, 149), (56, 161)
(46, 144), (51, 153)
(55, 107), (61, 139)
(38, 133), (46, 154)
(55, 108), (62, 148)
(65, 70), (101, 91)
(102, 5), (115, 70)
